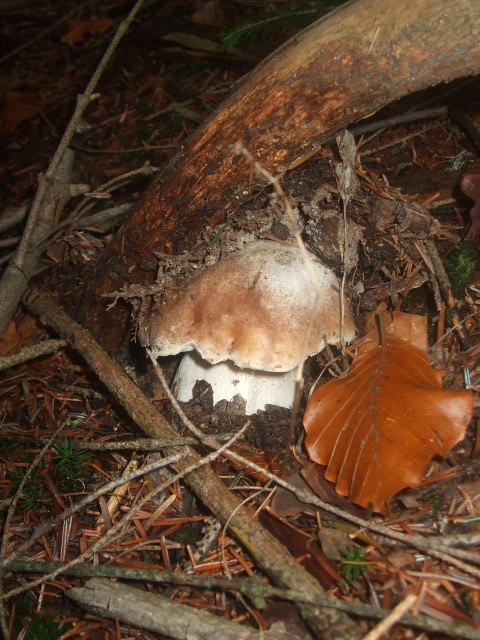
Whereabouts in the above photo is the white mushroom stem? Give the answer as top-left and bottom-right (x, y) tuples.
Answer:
(172, 350), (298, 415)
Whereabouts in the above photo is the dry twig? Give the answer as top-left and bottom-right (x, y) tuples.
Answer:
(0, 0), (147, 339)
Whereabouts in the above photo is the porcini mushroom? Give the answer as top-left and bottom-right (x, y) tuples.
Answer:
(138, 240), (355, 414)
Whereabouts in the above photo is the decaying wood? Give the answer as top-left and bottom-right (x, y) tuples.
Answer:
(0, 339), (67, 372)
(24, 289), (362, 640)
(9, 560), (480, 639)
(79, 0), (480, 350)
(68, 578), (293, 640)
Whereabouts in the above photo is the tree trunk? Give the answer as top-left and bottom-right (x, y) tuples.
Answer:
(78, 0), (480, 350)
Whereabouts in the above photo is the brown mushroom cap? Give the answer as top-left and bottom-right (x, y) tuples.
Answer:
(139, 240), (355, 372)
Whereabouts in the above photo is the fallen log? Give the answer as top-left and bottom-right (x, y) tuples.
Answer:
(78, 0), (480, 351)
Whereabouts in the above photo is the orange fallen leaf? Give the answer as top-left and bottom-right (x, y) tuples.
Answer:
(0, 316), (42, 356)
(2, 91), (43, 134)
(61, 16), (114, 46)
(303, 339), (473, 513)
(356, 307), (428, 355)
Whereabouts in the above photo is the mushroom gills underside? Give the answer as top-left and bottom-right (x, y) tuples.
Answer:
(172, 350), (298, 415)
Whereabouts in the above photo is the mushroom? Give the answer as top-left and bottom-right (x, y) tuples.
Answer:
(138, 240), (355, 414)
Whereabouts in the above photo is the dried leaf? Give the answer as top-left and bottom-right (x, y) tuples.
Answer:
(317, 527), (350, 561)
(357, 308), (428, 355)
(0, 316), (42, 356)
(303, 339), (473, 513)
(2, 91), (43, 134)
(61, 17), (114, 45)
(270, 472), (317, 517)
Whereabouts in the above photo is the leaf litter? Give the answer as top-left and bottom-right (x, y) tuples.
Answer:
(2, 1), (480, 638)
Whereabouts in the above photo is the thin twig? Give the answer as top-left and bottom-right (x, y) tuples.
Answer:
(0, 452), (186, 571)
(22, 291), (480, 577)
(0, 0), (146, 338)
(146, 350), (251, 451)
(361, 593), (418, 640)
(0, 421), (67, 639)
(7, 561), (480, 640)
(2, 426), (248, 601)
(0, 339), (67, 372)
(0, 434), (232, 450)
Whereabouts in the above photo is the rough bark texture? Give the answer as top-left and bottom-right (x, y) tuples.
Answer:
(79, 0), (480, 349)
(69, 578), (284, 640)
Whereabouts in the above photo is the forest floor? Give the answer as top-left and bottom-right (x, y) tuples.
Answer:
(1, 1), (480, 639)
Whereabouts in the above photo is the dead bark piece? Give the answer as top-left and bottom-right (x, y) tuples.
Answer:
(69, 578), (283, 640)
(79, 0), (480, 350)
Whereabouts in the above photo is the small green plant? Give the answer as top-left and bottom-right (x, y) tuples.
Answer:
(9, 594), (67, 640)
(340, 545), (370, 583)
(429, 494), (442, 512)
(52, 438), (88, 490)
(136, 122), (150, 140)
(209, 222), (230, 248)
(447, 154), (467, 172)
(222, 2), (339, 50)
(11, 468), (48, 512)
(24, 614), (67, 640)
(444, 242), (478, 298)
(137, 97), (152, 115)
(64, 416), (85, 428)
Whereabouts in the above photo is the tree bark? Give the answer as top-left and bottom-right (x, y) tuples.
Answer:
(68, 578), (287, 640)
(78, 0), (480, 350)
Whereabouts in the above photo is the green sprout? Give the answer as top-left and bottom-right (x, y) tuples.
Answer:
(52, 438), (88, 490)
(340, 545), (370, 583)
(447, 154), (467, 172)
(64, 417), (85, 428)
(221, 3), (337, 50)
(209, 222), (230, 248)
(429, 494), (442, 512)
(11, 468), (48, 512)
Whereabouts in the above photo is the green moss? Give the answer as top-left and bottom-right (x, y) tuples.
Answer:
(444, 242), (478, 298)
(429, 494), (442, 512)
(10, 595), (67, 640)
(24, 615), (67, 640)
(11, 467), (49, 513)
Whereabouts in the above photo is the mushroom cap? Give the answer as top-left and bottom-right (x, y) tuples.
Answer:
(139, 240), (355, 372)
